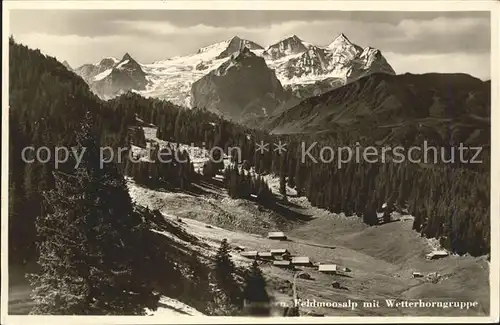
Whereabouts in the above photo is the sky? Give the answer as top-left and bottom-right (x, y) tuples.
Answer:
(9, 10), (491, 80)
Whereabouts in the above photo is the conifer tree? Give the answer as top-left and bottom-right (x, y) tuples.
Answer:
(242, 260), (270, 316)
(214, 238), (240, 307)
(28, 111), (159, 315)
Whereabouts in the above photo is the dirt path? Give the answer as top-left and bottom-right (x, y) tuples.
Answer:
(288, 238), (336, 250)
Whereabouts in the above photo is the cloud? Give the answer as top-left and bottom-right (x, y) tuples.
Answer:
(397, 16), (490, 37)
(13, 33), (180, 67)
(385, 52), (490, 80)
(111, 20), (252, 36)
(387, 16), (491, 54)
(110, 15), (489, 55)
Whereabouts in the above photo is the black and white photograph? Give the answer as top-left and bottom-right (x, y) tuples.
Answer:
(2, 0), (499, 323)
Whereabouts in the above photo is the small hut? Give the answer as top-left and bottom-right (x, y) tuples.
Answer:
(273, 260), (292, 268)
(291, 256), (311, 266)
(268, 232), (287, 240)
(270, 248), (291, 260)
(412, 272), (424, 278)
(240, 251), (258, 259)
(257, 252), (274, 260)
(426, 250), (449, 260)
(318, 264), (338, 274)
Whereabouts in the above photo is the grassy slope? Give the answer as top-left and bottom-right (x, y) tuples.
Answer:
(127, 176), (489, 317)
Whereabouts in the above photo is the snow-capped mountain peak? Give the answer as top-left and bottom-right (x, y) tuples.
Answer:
(278, 34), (303, 44)
(195, 36), (263, 60)
(327, 33), (353, 48)
(265, 35), (308, 59)
(215, 36), (264, 59)
(122, 52), (134, 62)
(325, 33), (363, 64)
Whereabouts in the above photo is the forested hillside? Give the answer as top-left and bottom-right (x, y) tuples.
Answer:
(9, 36), (491, 276)
(8, 39), (195, 264)
(8, 39), (245, 316)
(9, 38), (124, 264)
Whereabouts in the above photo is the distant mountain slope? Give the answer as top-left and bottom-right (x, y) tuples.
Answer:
(75, 53), (147, 99)
(267, 73), (490, 145)
(75, 57), (119, 82)
(263, 35), (308, 59)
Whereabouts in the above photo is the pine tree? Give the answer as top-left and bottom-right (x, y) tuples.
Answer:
(206, 290), (240, 316)
(28, 111), (159, 315)
(214, 238), (240, 306)
(279, 156), (287, 202)
(242, 260), (270, 316)
(363, 198), (379, 226)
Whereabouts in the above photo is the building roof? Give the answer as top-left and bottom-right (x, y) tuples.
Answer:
(257, 252), (273, 257)
(318, 264), (338, 272)
(270, 249), (289, 254)
(273, 260), (291, 266)
(240, 251), (258, 257)
(268, 231), (286, 237)
(291, 256), (310, 264)
(426, 250), (449, 257)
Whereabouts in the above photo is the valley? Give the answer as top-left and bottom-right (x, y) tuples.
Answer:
(126, 161), (489, 317)
(123, 126), (489, 317)
(9, 125), (490, 317)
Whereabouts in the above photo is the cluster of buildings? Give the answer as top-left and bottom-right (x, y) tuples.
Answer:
(235, 230), (449, 293)
(236, 231), (352, 276)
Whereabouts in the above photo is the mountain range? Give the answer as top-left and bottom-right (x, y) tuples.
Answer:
(73, 34), (395, 122)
